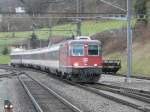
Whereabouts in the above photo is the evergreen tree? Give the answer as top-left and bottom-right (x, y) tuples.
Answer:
(2, 47), (9, 55)
(30, 32), (39, 49)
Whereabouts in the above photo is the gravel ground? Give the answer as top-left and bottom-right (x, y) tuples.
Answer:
(0, 70), (36, 112)
(0, 69), (11, 75)
(0, 69), (6, 74)
(26, 70), (141, 112)
(100, 74), (150, 91)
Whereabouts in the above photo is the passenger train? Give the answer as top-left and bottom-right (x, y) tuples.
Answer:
(10, 36), (102, 83)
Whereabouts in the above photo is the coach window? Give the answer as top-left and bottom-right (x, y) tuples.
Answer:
(88, 44), (99, 56)
(71, 44), (84, 56)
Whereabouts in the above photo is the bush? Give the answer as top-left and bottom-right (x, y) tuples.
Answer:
(135, 0), (148, 25)
(2, 47), (9, 55)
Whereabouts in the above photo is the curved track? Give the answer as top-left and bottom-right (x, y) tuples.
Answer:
(1, 65), (150, 112)
(96, 83), (150, 99)
(17, 72), (83, 112)
(83, 83), (150, 112)
(106, 73), (150, 80)
(26, 67), (150, 112)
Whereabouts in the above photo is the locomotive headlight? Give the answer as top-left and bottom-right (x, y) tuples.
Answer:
(84, 44), (88, 47)
(10, 105), (13, 108)
(4, 105), (8, 108)
(94, 64), (98, 66)
(73, 63), (79, 67)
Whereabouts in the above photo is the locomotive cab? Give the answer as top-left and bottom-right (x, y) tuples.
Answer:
(59, 39), (102, 83)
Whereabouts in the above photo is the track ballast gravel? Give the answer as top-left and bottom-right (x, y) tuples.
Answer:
(25, 70), (141, 112)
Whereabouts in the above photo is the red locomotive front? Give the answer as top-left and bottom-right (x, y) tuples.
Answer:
(59, 39), (102, 82)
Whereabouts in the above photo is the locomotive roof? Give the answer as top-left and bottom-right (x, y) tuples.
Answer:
(68, 39), (101, 44)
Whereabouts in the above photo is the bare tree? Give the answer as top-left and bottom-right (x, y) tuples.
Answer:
(20, 0), (50, 14)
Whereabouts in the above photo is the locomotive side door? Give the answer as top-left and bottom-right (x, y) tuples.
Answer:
(59, 44), (66, 74)
(59, 44), (63, 72)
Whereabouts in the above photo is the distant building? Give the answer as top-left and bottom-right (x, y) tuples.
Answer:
(15, 7), (25, 13)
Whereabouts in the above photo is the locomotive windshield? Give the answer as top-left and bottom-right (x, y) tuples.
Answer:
(71, 44), (84, 56)
(88, 45), (99, 56)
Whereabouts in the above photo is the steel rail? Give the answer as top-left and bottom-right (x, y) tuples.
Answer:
(105, 73), (150, 80)
(79, 84), (150, 112)
(0, 73), (17, 78)
(25, 69), (150, 112)
(18, 72), (83, 112)
(24, 68), (150, 112)
(18, 75), (44, 112)
(97, 83), (150, 96)
(50, 74), (150, 112)
(4, 66), (150, 112)
(0, 66), (18, 78)
(90, 83), (150, 104)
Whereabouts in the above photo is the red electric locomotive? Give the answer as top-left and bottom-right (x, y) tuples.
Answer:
(59, 36), (102, 82)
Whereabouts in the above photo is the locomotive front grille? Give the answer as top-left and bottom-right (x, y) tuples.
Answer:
(72, 68), (102, 76)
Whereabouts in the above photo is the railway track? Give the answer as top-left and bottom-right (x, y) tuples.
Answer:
(15, 67), (150, 111)
(17, 72), (83, 112)
(26, 68), (150, 112)
(0, 65), (17, 78)
(30, 70), (150, 112)
(1, 64), (150, 80)
(0, 65), (17, 71)
(81, 83), (150, 112)
(1, 65), (150, 111)
(0, 71), (17, 78)
(96, 83), (150, 99)
(106, 73), (150, 80)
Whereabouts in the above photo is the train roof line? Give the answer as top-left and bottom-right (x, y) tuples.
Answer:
(11, 38), (101, 55)
(11, 44), (60, 55)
